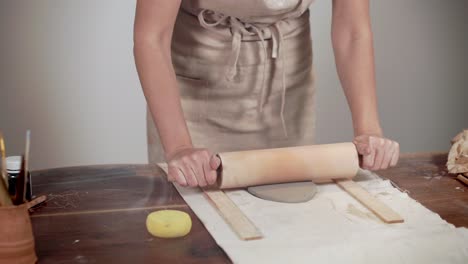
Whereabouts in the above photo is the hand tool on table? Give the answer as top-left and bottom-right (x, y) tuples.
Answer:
(0, 132), (13, 206)
(457, 174), (468, 185)
(13, 131), (31, 205)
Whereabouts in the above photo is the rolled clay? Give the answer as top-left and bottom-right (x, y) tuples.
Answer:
(217, 142), (359, 189)
(247, 182), (318, 203)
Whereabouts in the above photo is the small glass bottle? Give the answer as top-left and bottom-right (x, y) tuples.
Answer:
(6, 156), (32, 201)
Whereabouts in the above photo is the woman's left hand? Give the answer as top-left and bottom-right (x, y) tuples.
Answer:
(353, 134), (400, 171)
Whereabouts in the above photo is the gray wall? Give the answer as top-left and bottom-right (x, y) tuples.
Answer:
(1, 0), (467, 170)
(311, 0), (468, 150)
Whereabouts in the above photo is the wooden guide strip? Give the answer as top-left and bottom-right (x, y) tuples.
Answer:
(158, 162), (263, 240)
(203, 188), (263, 241)
(334, 179), (404, 224)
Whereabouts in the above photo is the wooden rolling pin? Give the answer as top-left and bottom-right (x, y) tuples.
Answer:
(217, 142), (359, 189)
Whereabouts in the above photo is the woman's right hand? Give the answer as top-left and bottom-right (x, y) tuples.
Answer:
(166, 148), (221, 187)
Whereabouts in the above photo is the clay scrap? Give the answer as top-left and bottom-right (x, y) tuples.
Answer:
(447, 130), (468, 184)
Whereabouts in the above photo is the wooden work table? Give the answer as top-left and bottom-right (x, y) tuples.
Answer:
(30, 153), (467, 263)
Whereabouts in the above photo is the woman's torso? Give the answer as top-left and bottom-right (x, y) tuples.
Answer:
(146, 0), (317, 163)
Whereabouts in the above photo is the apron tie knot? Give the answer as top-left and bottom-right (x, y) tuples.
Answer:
(198, 9), (288, 138)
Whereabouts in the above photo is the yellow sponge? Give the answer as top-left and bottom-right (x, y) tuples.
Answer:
(146, 210), (192, 238)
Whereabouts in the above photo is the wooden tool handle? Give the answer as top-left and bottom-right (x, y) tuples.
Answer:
(0, 132), (13, 206)
(27, 195), (47, 210)
(0, 178), (12, 206)
(457, 174), (468, 186)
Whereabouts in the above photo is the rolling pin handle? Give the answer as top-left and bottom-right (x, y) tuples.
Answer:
(214, 154), (223, 187)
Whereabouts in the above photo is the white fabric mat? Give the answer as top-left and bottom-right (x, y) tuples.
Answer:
(160, 165), (468, 263)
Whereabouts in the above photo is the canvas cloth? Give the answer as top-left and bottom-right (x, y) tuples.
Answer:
(158, 165), (468, 264)
(148, 0), (317, 163)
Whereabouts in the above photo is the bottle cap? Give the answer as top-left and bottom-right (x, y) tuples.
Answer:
(6, 156), (22, 173)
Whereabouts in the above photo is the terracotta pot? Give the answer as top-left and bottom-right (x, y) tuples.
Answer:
(0, 204), (37, 264)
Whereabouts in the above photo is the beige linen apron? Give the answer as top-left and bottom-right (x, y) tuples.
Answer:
(148, 0), (316, 163)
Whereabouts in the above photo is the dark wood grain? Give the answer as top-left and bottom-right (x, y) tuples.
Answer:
(30, 153), (468, 263)
(31, 164), (230, 263)
(31, 208), (228, 264)
(379, 153), (468, 227)
(31, 165), (186, 215)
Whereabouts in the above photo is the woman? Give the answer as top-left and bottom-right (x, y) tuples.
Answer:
(133, 0), (400, 187)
